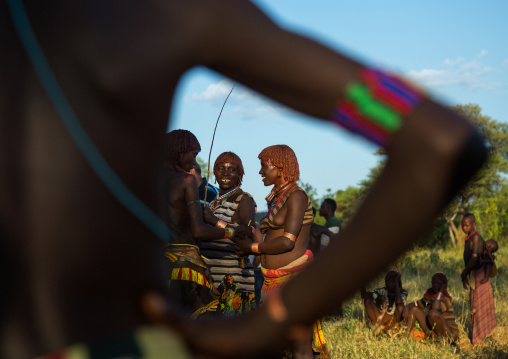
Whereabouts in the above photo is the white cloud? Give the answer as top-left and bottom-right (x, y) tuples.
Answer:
(477, 50), (487, 58)
(442, 57), (464, 66)
(190, 79), (234, 101)
(186, 80), (288, 119)
(503, 59), (508, 66)
(406, 55), (500, 91)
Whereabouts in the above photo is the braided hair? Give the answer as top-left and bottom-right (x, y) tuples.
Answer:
(258, 145), (300, 182)
(164, 130), (201, 163)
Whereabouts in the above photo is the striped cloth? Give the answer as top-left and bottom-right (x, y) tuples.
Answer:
(39, 326), (191, 359)
(261, 250), (329, 358)
(201, 192), (257, 293)
(471, 268), (497, 344)
(165, 244), (219, 318)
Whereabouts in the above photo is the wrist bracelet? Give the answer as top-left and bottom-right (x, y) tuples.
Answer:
(251, 242), (260, 254)
(224, 227), (235, 239)
(216, 219), (227, 229)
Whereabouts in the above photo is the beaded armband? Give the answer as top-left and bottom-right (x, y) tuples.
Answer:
(186, 200), (200, 205)
(331, 68), (425, 147)
(224, 227), (235, 239)
(216, 220), (227, 229)
(283, 232), (297, 242)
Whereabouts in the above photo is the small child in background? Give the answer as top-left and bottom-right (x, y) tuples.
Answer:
(480, 239), (498, 284)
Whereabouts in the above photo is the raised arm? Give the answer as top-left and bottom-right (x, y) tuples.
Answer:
(149, 1), (487, 356)
(236, 191), (308, 255)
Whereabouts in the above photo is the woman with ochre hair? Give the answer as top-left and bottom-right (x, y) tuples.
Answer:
(201, 151), (259, 316)
(235, 144), (329, 358)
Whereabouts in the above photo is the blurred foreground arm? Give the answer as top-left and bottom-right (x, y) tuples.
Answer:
(156, 0), (488, 356)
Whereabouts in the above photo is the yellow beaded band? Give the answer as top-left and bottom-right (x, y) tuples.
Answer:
(224, 227), (235, 239)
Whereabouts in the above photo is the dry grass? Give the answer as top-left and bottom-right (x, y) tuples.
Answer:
(321, 247), (508, 358)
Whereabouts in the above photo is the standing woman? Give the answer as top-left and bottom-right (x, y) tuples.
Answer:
(235, 144), (329, 359)
(201, 152), (259, 316)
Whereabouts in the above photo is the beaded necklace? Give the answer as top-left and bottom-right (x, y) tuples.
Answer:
(209, 186), (241, 211)
(466, 230), (477, 241)
(263, 182), (296, 219)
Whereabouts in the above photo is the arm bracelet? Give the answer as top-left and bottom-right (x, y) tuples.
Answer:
(251, 242), (261, 254)
(215, 219), (227, 229)
(283, 232), (297, 242)
(224, 227), (235, 239)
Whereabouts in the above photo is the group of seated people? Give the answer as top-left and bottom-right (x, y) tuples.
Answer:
(362, 271), (459, 342)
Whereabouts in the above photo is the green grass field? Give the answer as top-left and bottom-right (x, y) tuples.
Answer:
(321, 246), (508, 358)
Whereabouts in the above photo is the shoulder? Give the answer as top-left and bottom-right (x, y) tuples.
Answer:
(182, 173), (198, 187)
(326, 216), (341, 227)
(288, 188), (308, 203)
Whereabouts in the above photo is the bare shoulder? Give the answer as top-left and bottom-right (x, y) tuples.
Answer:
(287, 189), (308, 205)
(238, 193), (255, 207)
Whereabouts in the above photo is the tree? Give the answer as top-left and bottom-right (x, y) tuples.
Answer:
(442, 104), (508, 246)
(196, 156), (214, 183)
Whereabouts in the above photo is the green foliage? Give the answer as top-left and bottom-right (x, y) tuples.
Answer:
(196, 156), (214, 182)
(297, 180), (320, 209)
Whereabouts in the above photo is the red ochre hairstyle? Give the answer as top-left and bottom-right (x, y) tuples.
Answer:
(213, 152), (245, 183)
(258, 144), (300, 182)
(164, 129), (201, 162)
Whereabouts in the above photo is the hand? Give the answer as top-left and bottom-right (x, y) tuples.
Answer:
(202, 206), (216, 225)
(462, 278), (469, 290)
(142, 292), (281, 358)
(460, 271), (467, 282)
(395, 272), (402, 285)
(234, 238), (254, 256)
(439, 282), (447, 293)
(233, 224), (253, 239)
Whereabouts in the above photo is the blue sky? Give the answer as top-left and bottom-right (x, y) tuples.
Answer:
(170, 0), (508, 208)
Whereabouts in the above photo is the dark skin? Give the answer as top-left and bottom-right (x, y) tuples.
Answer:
(308, 224), (333, 255)
(1, 0), (485, 357)
(318, 202), (333, 221)
(161, 151), (252, 245)
(202, 161), (258, 244)
(405, 277), (458, 341)
(361, 273), (404, 333)
(235, 159), (311, 270)
(461, 217), (485, 289)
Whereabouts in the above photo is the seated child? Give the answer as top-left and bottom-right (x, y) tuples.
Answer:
(405, 272), (458, 341)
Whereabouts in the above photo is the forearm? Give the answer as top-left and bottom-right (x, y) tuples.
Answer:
(258, 236), (295, 255)
(462, 256), (479, 276)
(193, 222), (229, 241)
